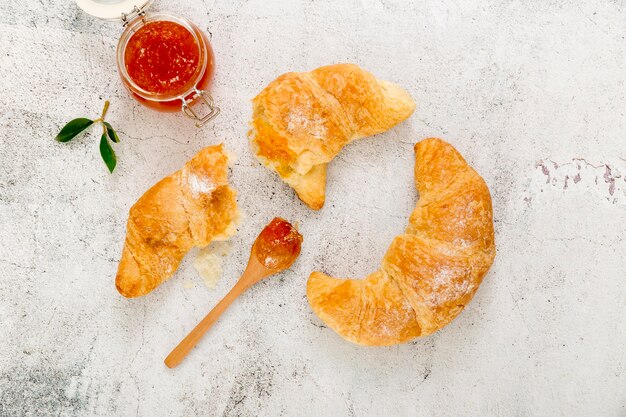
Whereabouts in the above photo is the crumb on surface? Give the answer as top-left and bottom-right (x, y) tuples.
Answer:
(193, 242), (233, 289)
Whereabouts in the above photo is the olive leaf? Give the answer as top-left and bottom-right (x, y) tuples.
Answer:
(55, 101), (121, 173)
(104, 122), (120, 143)
(55, 118), (94, 142)
(99, 133), (117, 173)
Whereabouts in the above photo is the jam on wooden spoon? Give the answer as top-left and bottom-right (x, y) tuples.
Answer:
(164, 218), (303, 368)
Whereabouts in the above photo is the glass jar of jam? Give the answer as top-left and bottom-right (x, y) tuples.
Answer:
(75, 0), (219, 127)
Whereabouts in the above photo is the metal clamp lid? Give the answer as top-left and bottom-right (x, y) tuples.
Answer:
(182, 89), (220, 128)
(75, 0), (153, 22)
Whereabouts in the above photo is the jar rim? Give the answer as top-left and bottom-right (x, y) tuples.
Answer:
(116, 12), (209, 102)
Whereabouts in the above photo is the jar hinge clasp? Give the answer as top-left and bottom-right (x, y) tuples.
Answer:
(182, 89), (220, 128)
(122, 5), (147, 26)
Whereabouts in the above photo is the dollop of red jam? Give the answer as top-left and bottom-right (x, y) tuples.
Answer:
(253, 218), (303, 269)
(124, 20), (200, 95)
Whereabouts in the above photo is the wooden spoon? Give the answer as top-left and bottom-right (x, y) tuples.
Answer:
(164, 217), (303, 368)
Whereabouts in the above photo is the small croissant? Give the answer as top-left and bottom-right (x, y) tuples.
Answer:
(116, 145), (239, 298)
(249, 63), (416, 210)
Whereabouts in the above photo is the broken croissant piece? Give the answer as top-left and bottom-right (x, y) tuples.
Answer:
(116, 144), (239, 298)
(249, 63), (416, 210)
(306, 138), (496, 345)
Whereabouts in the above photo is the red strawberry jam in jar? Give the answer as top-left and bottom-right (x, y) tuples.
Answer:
(75, 0), (219, 127)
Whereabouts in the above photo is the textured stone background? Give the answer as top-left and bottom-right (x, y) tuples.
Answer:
(1, 1), (626, 416)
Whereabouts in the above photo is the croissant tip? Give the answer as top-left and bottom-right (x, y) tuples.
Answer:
(306, 201), (324, 210)
(414, 137), (446, 152)
(115, 273), (147, 298)
(115, 279), (133, 298)
(297, 192), (325, 210)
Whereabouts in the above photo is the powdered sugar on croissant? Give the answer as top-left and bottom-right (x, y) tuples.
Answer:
(307, 138), (496, 345)
(249, 63), (416, 210)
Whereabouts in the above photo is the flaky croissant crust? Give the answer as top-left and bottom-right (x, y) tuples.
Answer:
(116, 145), (239, 298)
(249, 63), (416, 210)
(307, 138), (496, 345)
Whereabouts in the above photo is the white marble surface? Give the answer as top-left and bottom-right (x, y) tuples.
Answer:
(1, 1), (626, 416)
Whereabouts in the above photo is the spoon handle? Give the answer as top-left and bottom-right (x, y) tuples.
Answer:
(164, 277), (249, 369)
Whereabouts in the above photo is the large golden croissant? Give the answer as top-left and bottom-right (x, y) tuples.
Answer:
(307, 138), (495, 345)
(249, 63), (416, 210)
(116, 145), (239, 298)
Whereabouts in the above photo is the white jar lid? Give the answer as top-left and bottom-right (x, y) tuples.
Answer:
(75, 0), (154, 22)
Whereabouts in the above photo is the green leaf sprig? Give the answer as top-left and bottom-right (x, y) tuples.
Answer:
(55, 100), (120, 173)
